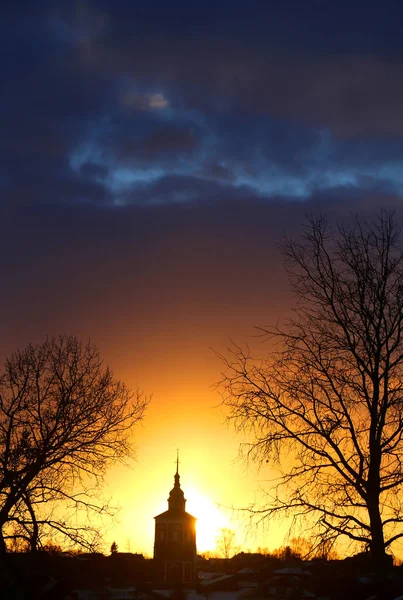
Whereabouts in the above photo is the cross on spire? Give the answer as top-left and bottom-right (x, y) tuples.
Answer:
(170, 448), (183, 498)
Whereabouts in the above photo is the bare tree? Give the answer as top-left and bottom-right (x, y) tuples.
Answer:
(215, 527), (238, 559)
(0, 335), (149, 553)
(219, 211), (403, 563)
(272, 536), (338, 561)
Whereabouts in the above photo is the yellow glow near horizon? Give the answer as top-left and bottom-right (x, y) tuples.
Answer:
(186, 487), (230, 553)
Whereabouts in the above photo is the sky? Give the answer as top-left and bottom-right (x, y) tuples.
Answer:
(2, 0), (403, 555)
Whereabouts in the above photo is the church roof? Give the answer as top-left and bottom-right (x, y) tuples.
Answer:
(154, 509), (196, 521)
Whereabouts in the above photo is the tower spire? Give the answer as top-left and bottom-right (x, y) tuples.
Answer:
(168, 451), (186, 511)
(174, 449), (180, 488)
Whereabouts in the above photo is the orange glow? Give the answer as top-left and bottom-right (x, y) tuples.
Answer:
(102, 369), (291, 556)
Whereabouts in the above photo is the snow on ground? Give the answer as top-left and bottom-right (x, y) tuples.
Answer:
(272, 567), (311, 575)
(186, 591), (248, 600)
(153, 591), (247, 600)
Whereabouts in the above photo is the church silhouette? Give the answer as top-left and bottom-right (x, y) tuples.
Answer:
(153, 456), (197, 583)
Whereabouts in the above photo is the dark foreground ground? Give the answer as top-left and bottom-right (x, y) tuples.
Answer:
(1, 550), (403, 599)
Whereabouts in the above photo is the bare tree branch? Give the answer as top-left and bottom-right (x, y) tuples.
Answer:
(218, 211), (403, 562)
(0, 335), (149, 553)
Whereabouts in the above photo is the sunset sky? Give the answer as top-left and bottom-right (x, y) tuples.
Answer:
(2, 0), (403, 555)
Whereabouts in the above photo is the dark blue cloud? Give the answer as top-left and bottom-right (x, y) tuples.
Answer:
(2, 1), (403, 209)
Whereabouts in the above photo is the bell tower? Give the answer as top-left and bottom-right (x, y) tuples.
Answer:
(153, 454), (197, 584)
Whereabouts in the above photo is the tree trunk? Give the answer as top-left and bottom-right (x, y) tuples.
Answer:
(24, 493), (39, 552)
(0, 528), (6, 558)
(367, 494), (386, 564)
(367, 384), (387, 565)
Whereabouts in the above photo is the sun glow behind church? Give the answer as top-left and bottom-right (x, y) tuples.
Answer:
(185, 487), (231, 553)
